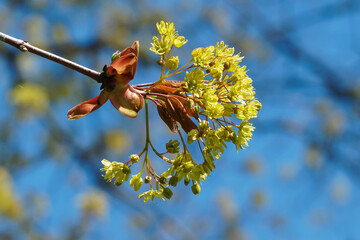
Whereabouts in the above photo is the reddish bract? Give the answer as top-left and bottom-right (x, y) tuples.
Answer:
(68, 41), (144, 120)
(148, 82), (198, 133)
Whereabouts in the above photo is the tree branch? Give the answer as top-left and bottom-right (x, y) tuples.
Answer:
(0, 32), (103, 83)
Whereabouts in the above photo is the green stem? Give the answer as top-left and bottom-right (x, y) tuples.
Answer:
(164, 60), (193, 79)
(149, 141), (172, 163)
(138, 147), (146, 157)
(145, 60), (193, 92)
(172, 60), (193, 74)
(138, 98), (151, 176)
(145, 98), (150, 143)
(140, 155), (147, 174)
(160, 55), (166, 79)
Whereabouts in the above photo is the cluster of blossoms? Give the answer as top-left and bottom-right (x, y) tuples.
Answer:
(68, 21), (261, 202)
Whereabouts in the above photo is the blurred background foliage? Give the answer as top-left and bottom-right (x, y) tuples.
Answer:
(0, 0), (360, 239)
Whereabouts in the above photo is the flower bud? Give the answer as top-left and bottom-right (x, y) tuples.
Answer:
(124, 173), (130, 181)
(111, 50), (122, 63)
(122, 165), (130, 174)
(191, 183), (201, 195)
(162, 187), (173, 199)
(130, 173), (143, 192)
(145, 176), (151, 184)
(157, 58), (164, 66)
(166, 140), (180, 154)
(210, 67), (222, 79)
(193, 105), (201, 114)
(165, 56), (179, 70)
(184, 175), (190, 186)
(159, 176), (167, 185)
(186, 99), (194, 109)
(169, 176), (178, 187)
(191, 48), (204, 58)
(130, 154), (139, 163)
(174, 36), (187, 48)
(184, 162), (193, 173)
(224, 62), (230, 70)
(173, 158), (181, 167)
(202, 162), (211, 175)
(114, 179), (123, 186)
(187, 129), (200, 145)
(199, 120), (209, 132)
(230, 132), (237, 143)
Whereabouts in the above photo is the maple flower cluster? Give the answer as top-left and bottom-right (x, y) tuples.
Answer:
(69, 21), (261, 202)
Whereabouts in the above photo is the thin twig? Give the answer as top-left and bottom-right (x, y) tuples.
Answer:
(0, 32), (103, 83)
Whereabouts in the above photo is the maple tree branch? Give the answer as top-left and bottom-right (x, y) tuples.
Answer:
(0, 32), (103, 83)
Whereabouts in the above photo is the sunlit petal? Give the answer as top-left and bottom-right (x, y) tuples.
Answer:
(67, 90), (110, 120)
(110, 85), (144, 118)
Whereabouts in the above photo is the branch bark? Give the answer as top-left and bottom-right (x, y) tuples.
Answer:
(0, 32), (103, 83)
